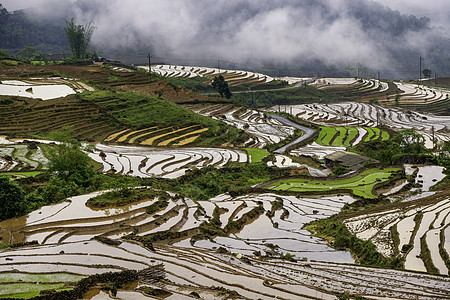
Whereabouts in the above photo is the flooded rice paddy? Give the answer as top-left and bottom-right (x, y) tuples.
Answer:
(2, 187), (449, 299)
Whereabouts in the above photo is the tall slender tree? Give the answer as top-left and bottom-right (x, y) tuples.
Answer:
(212, 75), (232, 99)
(64, 18), (95, 59)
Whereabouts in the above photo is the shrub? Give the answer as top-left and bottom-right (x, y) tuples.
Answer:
(0, 176), (27, 221)
(332, 166), (350, 176)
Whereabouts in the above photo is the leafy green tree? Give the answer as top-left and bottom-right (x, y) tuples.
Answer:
(0, 176), (26, 221)
(46, 129), (94, 186)
(16, 46), (35, 60)
(422, 68), (432, 79)
(356, 129), (427, 164)
(64, 18), (95, 59)
(393, 129), (426, 154)
(212, 75), (232, 99)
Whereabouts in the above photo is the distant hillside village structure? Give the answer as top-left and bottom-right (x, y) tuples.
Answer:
(324, 151), (373, 171)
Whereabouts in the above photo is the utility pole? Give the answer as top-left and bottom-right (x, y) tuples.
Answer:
(419, 56), (423, 81)
(357, 67), (360, 78)
(376, 109), (379, 127)
(378, 70), (381, 81)
(432, 126), (435, 150)
(147, 53), (152, 82)
(218, 59), (221, 74)
(435, 73), (437, 85)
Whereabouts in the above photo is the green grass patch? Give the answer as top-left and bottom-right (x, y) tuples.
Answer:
(381, 130), (390, 141)
(1, 171), (42, 179)
(245, 148), (268, 163)
(267, 168), (401, 199)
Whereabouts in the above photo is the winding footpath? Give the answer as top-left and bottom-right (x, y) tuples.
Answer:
(268, 114), (316, 153)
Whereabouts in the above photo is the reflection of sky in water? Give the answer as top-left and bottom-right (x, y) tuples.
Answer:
(29, 191), (159, 225)
(176, 193), (356, 264)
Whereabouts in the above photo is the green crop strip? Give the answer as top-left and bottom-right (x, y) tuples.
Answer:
(317, 128), (327, 145)
(316, 126), (389, 147)
(0, 283), (65, 298)
(381, 130), (390, 141)
(364, 127), (375, 142)
(321, 127), (337, 145)
(267, 168), (401, 199)
(371, 127), (381, 140)
(331, 127), (347, 146)
(345, 127), (359, 146)
(0, 272), (83, 283)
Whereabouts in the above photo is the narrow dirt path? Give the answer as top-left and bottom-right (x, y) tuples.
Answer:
(267, 114), (316, 153)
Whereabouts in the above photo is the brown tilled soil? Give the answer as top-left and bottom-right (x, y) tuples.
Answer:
(45, 64), (225, 104)
(118, 82), (223, 104)
(422, 77), (450, 87)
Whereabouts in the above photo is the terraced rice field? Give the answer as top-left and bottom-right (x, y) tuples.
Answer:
(290, 142), (346, 161)
(0, 142), (48, 172)
(316, 126), (389, 146)
(104, 125), (208, 147)
(1, 189), (449, 299)
(311, 77), (450, 114)
(343, 188), (450, 276)
(312, 78), (390, 98)
(0, 97), (123, 142)
(141, 64), (307, 86)
(265, 154), (328, 177)
(278, 102), (450, 148)
(0, 80), (75, 100)
(0, 272), (84, 299)
(266, 168), (402, 199)
(386, 82), (450, 113)
(186, 104), (296, 148)
(267, 154), (304, 169)
(87, 143), (248, 179)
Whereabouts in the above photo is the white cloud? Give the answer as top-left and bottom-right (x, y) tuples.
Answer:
(4, 0), (448, 74)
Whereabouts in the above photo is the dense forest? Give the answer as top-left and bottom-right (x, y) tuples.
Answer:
(0, 4), (68, 53)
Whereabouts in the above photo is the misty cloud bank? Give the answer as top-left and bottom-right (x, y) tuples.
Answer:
(13, 0), (450, 77)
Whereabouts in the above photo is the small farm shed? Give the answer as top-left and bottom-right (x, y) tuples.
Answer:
(324, 151), (371, 170)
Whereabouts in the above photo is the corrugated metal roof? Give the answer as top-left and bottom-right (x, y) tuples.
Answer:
(325, 151), (370, 167)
